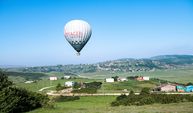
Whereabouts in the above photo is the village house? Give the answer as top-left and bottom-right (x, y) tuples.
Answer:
(176, 85), (193, 92)
(64, 75), (71, 79)
(105, 78), (114, 82)
(49, 76), (57, 80)
(185, 85), (193, 92)
(25, 81), (34, 84)
(136, 76), (150, 81)
(176, 85), (186, 92)
(143, 76), (150, 81)
(157, 84), (176, 92)
(65, 81), (75, 87)
(117, 77), (127, 82)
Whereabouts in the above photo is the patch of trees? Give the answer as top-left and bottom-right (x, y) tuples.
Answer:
(72, 82), (102, 94)
(21, 64), (97, 73)
(84, 82), (102, 89)
(53, 96), (80, 102)
(111, 88), (193, 106)
(56, 83), (67, 91)
(0, 71), (49, 113)
(5, 71), (46, 81)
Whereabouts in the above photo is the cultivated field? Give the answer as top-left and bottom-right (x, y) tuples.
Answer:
(80, 67), (193, 83)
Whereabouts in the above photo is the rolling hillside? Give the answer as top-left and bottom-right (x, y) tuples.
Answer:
(3, 55), (193, 74)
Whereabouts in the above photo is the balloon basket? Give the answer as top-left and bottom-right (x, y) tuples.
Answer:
(76, 52), (80, 56)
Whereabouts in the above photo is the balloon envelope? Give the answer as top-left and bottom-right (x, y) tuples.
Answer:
(64, 20), (92, 54)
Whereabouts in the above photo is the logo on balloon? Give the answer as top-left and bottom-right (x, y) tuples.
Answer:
(64, 31), (83, 38)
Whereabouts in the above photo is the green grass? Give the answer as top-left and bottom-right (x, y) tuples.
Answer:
(28, 96), (193, 113)
(16, 78), (102, 92)
(99, 80), (157, 93)
(81, 68), (193, 83)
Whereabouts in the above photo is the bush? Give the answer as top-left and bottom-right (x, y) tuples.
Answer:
(111, 101), (120, 106)
(0, 87), (49, 113)
(56, 83), (66, 91)
(140, 87), (150, 95)
(111, 87), (193, 107)
(0, 71), (49, 113)
(129, 90), (135, 96)
(84, 82), (102, 89)
(138, 96), (155, 105)
(116, 94), (127, 101)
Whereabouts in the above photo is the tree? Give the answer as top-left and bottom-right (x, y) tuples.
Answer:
(73, 82), (81, 89)
(112, 76), (119, 81)
(129, 90), (135, 96)
(140, 87), (150, 95)
(0, 71), (12, 90)
(0, 71), (49, 113)
(56, 83), (64, 91)
(187, 82), (193, 86)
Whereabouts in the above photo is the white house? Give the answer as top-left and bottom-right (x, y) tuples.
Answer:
(65, 81), (75, 87)
(118, 77), (127, 82)
(64, 76), (71, 79)
(105, 78), (114, 82)
(49, 77), (57, 80)
(25, 81), (34, 84)
(143, 76), (150, 81)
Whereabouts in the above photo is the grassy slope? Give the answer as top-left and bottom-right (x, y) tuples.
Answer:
(16, 78), (101, 92)
(99, 80), (157, 93)
(29, 96), (193, 113)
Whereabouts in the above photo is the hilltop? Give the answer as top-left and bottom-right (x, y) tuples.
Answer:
(3, 55), (193, 74)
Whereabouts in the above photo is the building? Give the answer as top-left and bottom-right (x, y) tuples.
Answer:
(136, 76), (144, 81)
(157, 84), (176, 92)
(65, 81), (75, 87)
(176, 85), (186, 92)
(118, 77), (127, 82)
(64, 76), (71, 79)
(143, 76), (150, 81)
(136, 76), (150, 81)
(185, 85), (193, 92)
(25, 81), (34, 84)
(105, 78), (114, 82)
(49, 77), (57, 80)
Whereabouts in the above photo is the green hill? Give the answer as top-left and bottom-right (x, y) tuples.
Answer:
(3, 55), (193, 74)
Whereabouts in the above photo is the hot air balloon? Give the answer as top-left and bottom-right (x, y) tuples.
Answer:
(64, 20), (92, 55)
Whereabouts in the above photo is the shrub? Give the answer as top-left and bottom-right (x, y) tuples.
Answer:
(116, 94), (127, 101)
(140, 87), (150, 95)
(129, 90), (135, 96)
(111, 101), (120, 106)
(138, 96), (155, 105)
(0, 71), (49, 113)
(84, 82), (102, 89)
(0, 87), (49, 113)
(56, 83), (66, 91)
(111, 93), (193, 107)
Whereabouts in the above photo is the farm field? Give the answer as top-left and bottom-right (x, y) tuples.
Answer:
(16, 78), (101, 92)
(98, 80), (157, 93)
(80, 68), (193, 83)
(14, 67), (193, 92)
(28, 96), (193, 113)
(16, 77), (158, 93)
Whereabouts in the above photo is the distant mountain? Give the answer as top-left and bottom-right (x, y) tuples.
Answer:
(150, 55), (193, 65)
(2, 55), (193, 74)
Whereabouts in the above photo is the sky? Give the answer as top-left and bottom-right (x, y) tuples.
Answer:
(0, 0), (193, 66)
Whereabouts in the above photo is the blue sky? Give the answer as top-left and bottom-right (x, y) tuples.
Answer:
(0, 0), (193, 66)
